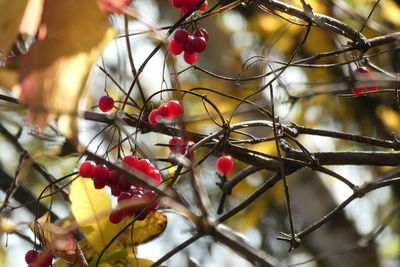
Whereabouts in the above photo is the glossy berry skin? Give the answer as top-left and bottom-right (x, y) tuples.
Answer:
(93, 176), (106, 189)
(94, 164), (109, 181)
(174, 29), (189, 44)
(109, 210), (123, 224)
(148, 109), (159, 125)
(107, 170), (120, 185)
(168, 39), (184, 55)
(157, 103), (170, 118)
(167, 100), (182, 117)
(149, 170), (161, 185)
(168, 137), (185, 152)
(194, 28), (209, 42)
(79, 161), (96, 178)
(25, 250), (39, 264)
(198, 0), (208, 11)
(216, 156), (233, 174)
(183, 35), (195, 54)
(183, 52), (197, 64)
(118, 175), (132, 191)
(98, 96), (114, 112)
(352, 67), (377, 95)
(123, 155), (137, 169)
(193, 37), (207, 53)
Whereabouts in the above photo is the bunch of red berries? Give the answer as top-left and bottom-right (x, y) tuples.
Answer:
(148, 100), (182, 125)
(25, 249), (52, 267)
(78, 155), (160, 224)
(168, 0), (208, 14)
(168, 28), (209, 64)
(352, 67), (378, 96)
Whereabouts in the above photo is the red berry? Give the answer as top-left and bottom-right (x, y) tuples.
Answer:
(25, 250), (39, 264)
(174, 29), (189, 44)
(148, 109), (159, 125)
(171, 0), (186, 8)
(183, 52), (197, 64)
(94, 164), (109, 180)
(193, 37), (207, 53)
(353, 67), (377, 93)
(118, 175), (132, 191)
(180, 7), (189, 14)
(157, 103), (170, 118)
(79, 161), (96, 178)
(93, 176), (106, 189)
(98, 96), (114, 112)
(149, 170), (161, 185)
(168, 39), (184, 55)
(183, 35), (195, 54)
(35, 250), (52, 267)
(123, 155), (138, 169)
(216, 156), (233, 174)
(143, 191), (158, 210)
(194, 28), (209, 42)
(198, 0), (208, 11)
(110, 184), (122, 196)
(136, 159), (152, 174)
(107, 170), (120, 185)
(351, 87), (364, 96)
(169, 137), (185, 152)
(118, 191), (132, 203)
(109, 210), (123, 224)
(167, 100), (182, 117)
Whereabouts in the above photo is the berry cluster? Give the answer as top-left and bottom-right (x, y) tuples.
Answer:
(352, 67), (378, 96)
(148, 100), (182, 125)
(168, 28), (209, 64)
(79, 156), (160, 224)
(98, 95), (115, 112)
(168, 0), (208, 14)
(168, 137), (194, 158)
(25, 249), (52, 267)
(216, 156), (234, 174)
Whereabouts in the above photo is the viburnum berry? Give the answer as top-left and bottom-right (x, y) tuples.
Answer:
(98, 95), (114, 112)
(79, 161), (96, 178)
(216, 156), (234, 174)
(148, 109), (159, 125)
(143, 191), (158, 211)
(194, 28), (209, 42)
(193, 37), (207, 53)
(34, 250), (53, 267)
(109, 209), (123, 224)
(107, 170), (120, 185)
(118, 175), (132, 191)
(174, 29), (189, 44)
(183, 52), (197, 64)
(183, 35), (196, 54)
(25, 250), (39, 264)
(168, 39), (184, 55)
(171, 0), (185, 8)
(157, 103), (170, 118)
(198, 0), (208, 11)
(123, 155), (137, 169)
(149, 170), (161, 185)
(93, 176), (106, 189)
(169, 137), (185, 152)
(352, 67), (377, 95)
(94, 164), (109, 180)
(167, 100), (182, 117)
(110, 184), (122, 196)
(136, 159), (152, 174)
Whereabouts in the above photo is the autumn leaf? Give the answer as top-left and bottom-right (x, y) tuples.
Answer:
(28, 212), (87, 266)
(70, 177), (120, 253)
(14, 0), (115, 138)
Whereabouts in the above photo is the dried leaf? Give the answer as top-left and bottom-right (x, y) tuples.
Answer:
(28, 213), (87, 266)
(70, 178), (120, 253)
(15, 0), (115, 130)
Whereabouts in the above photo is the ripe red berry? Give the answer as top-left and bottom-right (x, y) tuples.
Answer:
(183, 52), (197, 64)
(94, 164), (109, 181)
(123, 155), (137, 169)
(198, 0), (208, 11)
(353, 67), (377, 94)
(180, 7), (189, 14)
(174, 29), (189, 44)
(157, 103), (170, 118)
(148, 109), (159, 125)
(118, 191), (132, 203)
(110, 184), (122, 196)
(93, 176), (106, 189)
(136, 159), (152, 174)
(193, 37), (207, 53)
(118, 175), (132, 191)
(167, 100), (182, 117)
(79, 161), (96, 178)
(107, 170), (120, 185)
(194, 28), (209, 42)
(109, 210), (123, 224)
(169, 137), (185, 152)
(183, 35), (195, 54)
(149, 170), (161, 185)
(143, 191), (158, 211)
(98, 96), (114, 112)
(168, 39), (184, 55)
(25, 250), (39, 264)
(216, 156), (234, 174)
(171, 0), (185, 8)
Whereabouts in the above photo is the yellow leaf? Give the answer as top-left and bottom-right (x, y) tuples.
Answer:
(118, 211), (167, 246)
(125, 256), (156, 267)
(70, 178), (120, 253)
(0, 0), (28, 61)
(376, 105), (400, 134)
(15, 0), (115, 131)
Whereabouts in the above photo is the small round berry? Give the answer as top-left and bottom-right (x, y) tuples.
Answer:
(157, 103), (170, 118)
(148, 109), (159, 125)
(123, 155), (138, 169)
(110, 184), (122, 196)
(168, 137), (185, 152)
(107, 170), (120, 185)
(167, 100), (182, 117)
(174, 29), (189, 44)
(98, 96), (114, 112)
(118, 175), (132, 191)
(193, 37), (207, 53)
(25, 250), (39, 264)
(143, 191), (159, 211)
(94, 164), (109, 180)
(183, 52), (197, 64)
(198, 0), (208, 11)
(180, 7), (189, 14)
(351, 87), (364, 96)
(354, 67), (377, 93)
(79, 161), (97, 178)
(216, 156), (234, 174)
(118, 191), (132, 203)
(136, 159), (152, 174)
(171, 0), (186, 8)
(183, 35), (195, 54)
(36, 250), (53, 267)
(168, 39), (184, 55)
(109, 210), (123, 224)
(194, 28), (209, 42)
(149, 170), (161, 185)
(93, 176), (106, 189)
